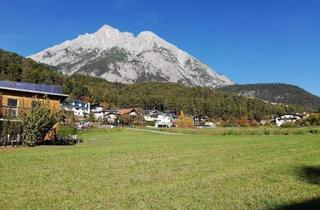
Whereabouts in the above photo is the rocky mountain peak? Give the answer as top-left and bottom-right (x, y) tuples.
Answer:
(97, 24), (118, 33)
(29, 25), (234, 87)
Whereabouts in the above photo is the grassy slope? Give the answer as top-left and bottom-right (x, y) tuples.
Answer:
(150, 126), (320, 136)
(1, 129), (320, 209)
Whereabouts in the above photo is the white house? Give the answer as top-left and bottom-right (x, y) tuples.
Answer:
(104, 110), (118, 124)
(90, 104), (105, 120)
(144, 110), (163, 122)
(273, 114), (302, 127)
(155, 114), (173, 128)
(62, 99), (90, 117)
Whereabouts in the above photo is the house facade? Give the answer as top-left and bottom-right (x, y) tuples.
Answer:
(144, 110), (163, 122)
(155, 114), (173, 128)
(144, 110), (176, 128)
(273, 114), (302, 127)
(90, 104), (105, 120)
(62, 99), (90, 117)
(0, 81), (68, 119)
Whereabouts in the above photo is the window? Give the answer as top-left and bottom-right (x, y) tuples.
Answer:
(7, 98), (18, 107)
(6, 98), (19, 118)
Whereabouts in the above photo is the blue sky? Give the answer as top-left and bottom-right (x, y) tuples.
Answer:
(1, 0), (319, 95)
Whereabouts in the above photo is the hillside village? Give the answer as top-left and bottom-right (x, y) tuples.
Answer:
(1, 1), (320, 209)
(61, 96), (312, 129)
(0, 78), (319, 149)
(0, 79), (315, 130)
(0, 48), (319, 146)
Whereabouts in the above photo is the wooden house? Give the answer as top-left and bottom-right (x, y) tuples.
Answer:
(116, 108), (140, 126)
(0, 81), (68, 119)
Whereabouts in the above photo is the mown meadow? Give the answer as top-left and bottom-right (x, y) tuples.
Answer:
(1, 128), (320, 209)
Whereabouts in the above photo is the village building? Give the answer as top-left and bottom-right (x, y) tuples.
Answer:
(90, 104), (105, 120)
(116, 108), (140, 126)
(273, 114), (302, 127)
(117, 108), (139, 116)
(104, 110), (118, 124)
(0, 80), (68, 119)
(144, 110), (163, 122)
(61, 98), (90, 117)
(155, 114), (173, 128)
(144, 110), (176, 128)
(193, 115), (207, 126)
(193, 114), (216, 128)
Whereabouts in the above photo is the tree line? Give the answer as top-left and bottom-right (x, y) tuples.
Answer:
(219, 84), (320, 111)
(0, 49), (308, 121)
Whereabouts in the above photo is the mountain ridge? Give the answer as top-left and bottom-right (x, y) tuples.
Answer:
(29, 25), (234, 87)
(218, 83), (320, 111)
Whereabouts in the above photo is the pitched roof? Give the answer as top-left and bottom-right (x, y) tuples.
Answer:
(62, 98), (90, 110)
(117, 108), (137, 115)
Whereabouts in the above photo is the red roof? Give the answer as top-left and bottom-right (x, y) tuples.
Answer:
(117, 108), (137, 115)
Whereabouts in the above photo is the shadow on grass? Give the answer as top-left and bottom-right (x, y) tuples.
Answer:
(299, 166), (320, 185)
(272, 198), (320, 210)
(271, 166), (320, 210)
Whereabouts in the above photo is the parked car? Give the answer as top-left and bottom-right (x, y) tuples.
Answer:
(77, 121), (92, 129)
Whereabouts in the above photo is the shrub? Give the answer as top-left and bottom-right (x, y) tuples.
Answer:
(19, 99), (59, 146)
(145, 121), (155, 127)
(264, 129), (271, 135)
(309, 129), (320, 134)
(176, 111), (194, 128)
(305, 114), (320, 126)
(88, 113), (95, 122)
(281, 122), (297, 128)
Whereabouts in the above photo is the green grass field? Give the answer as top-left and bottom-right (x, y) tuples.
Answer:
(1, 128), (320, 209)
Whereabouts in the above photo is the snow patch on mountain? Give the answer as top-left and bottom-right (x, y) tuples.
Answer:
(29, 25), (234, 87)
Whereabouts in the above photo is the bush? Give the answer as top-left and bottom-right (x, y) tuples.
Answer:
(221, 119), (238, 127)
(176, 111), (194, 128)
(145, 121), (155, 127)
(309, 129), (320, 134)
(264, 129), (271, 135)
(281, 122), (297, 128)
(19, 99), (59, 146)
(305, 114), (320, 126)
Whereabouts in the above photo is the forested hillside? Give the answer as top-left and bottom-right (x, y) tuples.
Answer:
(64, 76), (304, 120)
(219, 84), (320, 111)
(0, 49), (64, 85)
(0, 49), (307, 121)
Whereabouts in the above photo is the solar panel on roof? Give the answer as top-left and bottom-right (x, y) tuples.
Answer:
(0, 81), (63, 94)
